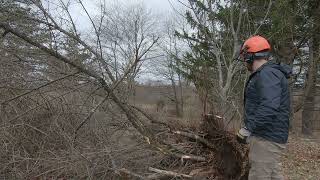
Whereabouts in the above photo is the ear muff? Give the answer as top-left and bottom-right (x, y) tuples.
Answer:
(243, 53), (255, 64)
(243, 52), (270, 64)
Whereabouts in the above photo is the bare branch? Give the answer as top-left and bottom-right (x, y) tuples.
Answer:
(173, 130), (215, 149)
(73, 93), (110, 143)
(254, 0), (273, 35)
(1, 71), (79, 105)
(30, 0), (116, 82)
(7, 82), (91, 122)
(58, 0), (79, 36)
(148, 167), (193, 178)
(118, 168), (145, 179)
(78, 0), (105, 72)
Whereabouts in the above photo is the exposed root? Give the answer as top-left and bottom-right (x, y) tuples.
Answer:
(152, 114), (250, 180)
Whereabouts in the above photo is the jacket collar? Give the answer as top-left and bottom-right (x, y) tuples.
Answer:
(249, 61), (274, 78)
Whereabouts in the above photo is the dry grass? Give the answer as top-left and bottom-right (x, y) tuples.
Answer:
(0, 86), (163, 179)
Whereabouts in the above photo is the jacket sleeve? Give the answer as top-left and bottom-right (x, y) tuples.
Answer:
(246, 69), (282, 132)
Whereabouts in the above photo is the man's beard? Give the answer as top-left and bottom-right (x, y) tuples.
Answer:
(245, 62), (253, 72)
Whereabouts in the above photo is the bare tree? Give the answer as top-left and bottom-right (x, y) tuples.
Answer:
(152, 16), (186, 117)
(99, 2), (160, 103)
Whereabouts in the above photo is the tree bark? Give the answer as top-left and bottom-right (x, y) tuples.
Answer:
(300, 0), (320, 136)
(301, 38), (318, 136)
(170, 75), (182, 117)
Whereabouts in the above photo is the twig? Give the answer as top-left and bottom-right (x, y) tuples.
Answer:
(35, 166), (66, 177)
(58, 0), (79, 36)
(73, 93), (110, 144)
(118, 168), (145, 179)
(0, 22), (101, 81)
(254, 0), (273, 35)
(178, 154), (206, 161)
(148, 167), (192, 178)
(129, 105), (170, 127)
(78, 0), (105, 67)
(30, 0), (116, 82)
(73, 61), (150, 141)
(7, 82), (90, 122)
(1, 71), (79, 105)
(173, 130), (215, 149)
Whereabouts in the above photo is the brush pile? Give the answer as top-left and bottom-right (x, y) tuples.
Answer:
(149, 114), (250, 180)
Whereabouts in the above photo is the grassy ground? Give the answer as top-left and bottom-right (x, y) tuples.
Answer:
(282, 135), (320, 180)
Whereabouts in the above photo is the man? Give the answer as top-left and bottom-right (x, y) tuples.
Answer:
(236, 35), (292, 180)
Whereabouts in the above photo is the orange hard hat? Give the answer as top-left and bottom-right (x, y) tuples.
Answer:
(239, 35), (271, 63)
(241, 35), (271, 53)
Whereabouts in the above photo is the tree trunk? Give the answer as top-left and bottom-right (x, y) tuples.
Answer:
(301, 38), (318, 136)
(276, 40), (296, 130)
(301, 0), (320, 136)
(178, 73), (184, 117)
(301, 85), (316, 136)
(170, 76), (182, 117)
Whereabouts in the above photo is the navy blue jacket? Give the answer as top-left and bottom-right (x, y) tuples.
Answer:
(244, 62), (292, 144)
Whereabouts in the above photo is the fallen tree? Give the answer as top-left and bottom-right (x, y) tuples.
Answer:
(147, 114), (250, 180)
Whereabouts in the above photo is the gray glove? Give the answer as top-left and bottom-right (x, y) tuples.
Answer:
(236, 127), (251, 144)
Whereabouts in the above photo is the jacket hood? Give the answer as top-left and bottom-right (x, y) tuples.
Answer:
(267, 62), (292, 79)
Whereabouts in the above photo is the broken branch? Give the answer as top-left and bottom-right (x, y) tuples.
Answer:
(148, 167), (192, 179)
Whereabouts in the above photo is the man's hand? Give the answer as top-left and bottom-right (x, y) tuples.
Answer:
(237, 127), (251, 144)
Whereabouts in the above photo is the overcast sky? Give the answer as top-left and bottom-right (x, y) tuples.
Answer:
(46, 0), (182, 83)
(58, 0), (180, 31)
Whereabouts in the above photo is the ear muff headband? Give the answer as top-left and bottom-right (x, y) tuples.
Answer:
(254, 52), (270, 58)
(244, 52), (270, 63)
